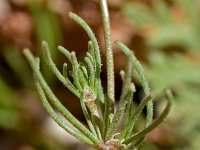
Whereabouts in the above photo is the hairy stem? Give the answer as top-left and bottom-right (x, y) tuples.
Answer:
(100, 0), (115, 115)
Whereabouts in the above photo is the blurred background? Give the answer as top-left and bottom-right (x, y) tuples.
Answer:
(0, 0), (200, 150)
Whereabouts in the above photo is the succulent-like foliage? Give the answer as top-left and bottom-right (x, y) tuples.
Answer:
(23, 0), (173, 149)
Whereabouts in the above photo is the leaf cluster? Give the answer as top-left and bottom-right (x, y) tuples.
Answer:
(24, 1), (173, 149)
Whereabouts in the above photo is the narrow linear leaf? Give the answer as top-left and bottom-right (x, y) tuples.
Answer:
(106, 57), (133, 140)
(23, 49), (100, 145)
(123, 89), (173, 144)
(69, 12), (101, 79)
(35, 78), (94, 145)
(71, 52), (83, 91)
(115, 40), (153, 144)
(85, 57), (95, 89)
(42, 41), (80, 97)
(120, 95), (153, 140)
(58, 46), (72, 62)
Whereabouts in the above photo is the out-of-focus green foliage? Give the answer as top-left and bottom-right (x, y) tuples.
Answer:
(146, 53), (200, 149)
(29, 0), (63, 83)
(0, 75), (22, 129)
(122, 0), (200, 149)
(0, 1), (67, 149)
(123, 0), (200, 51)
(0, 0), (63, 130)
(3, 45), (33, 88)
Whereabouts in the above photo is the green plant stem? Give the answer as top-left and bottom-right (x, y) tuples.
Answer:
(100, 0), (115, 115)
(23, 49), (100, 146)
(122, 89), (173, 145)
(83, 87), (103, 141)
(80, 96), (98, 137)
